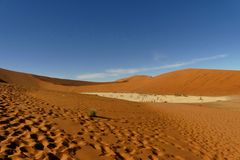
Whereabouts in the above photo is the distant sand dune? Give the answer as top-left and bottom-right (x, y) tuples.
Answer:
(2, 68), (240, 96)
(1, 68), (240, 159)
(75, 69), (240, 96)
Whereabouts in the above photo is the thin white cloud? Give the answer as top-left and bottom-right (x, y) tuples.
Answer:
(77, 73), (109, 79)
(106, 68), (143, 74)
(77, 54), (228, 80)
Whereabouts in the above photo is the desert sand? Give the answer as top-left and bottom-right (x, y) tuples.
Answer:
(1, 68), (240, 159)
(47, 68), (240, 96)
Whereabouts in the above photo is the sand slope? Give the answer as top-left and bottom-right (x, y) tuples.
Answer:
(2, 68), (240, 96)
(76, 69), (240, 96)
(0, 83), (201, 159)
(1, 68), (240, 159)
(137, 68), (240, 96)
(0, 68), (107, 89)
(0, 68), (40, 89)
(1, 83), (240, 159)
(39, 68), (239, 96)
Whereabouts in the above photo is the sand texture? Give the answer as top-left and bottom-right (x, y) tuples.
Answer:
(0, 83), (240, 159)
(2, 68), (240, 96)
(1, 68), (240, 159)
(67, 68), (240, 96)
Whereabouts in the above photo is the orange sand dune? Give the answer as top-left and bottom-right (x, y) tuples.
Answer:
(1, 68), (240, 96)
(33, 75), (112, 86)
(0, 68), (107, 89)
(0, 68), (40, 88)
(75, 68), (240, 96)
(1, 83), (240, 159)
(0, 68), (127, 90)
(138, 68), (240, 96)
(1, 68), (240, 159)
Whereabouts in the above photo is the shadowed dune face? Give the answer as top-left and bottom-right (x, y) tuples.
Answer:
(1, 68), (240, 159)
(33, 75), (115, 86)
(0, 84), (82, 159)
(1, 83), (240, 159)
(0, 68), (109, 90)
(0, 79), (7, 83)
(2, 68), (240, 96)
(0, 68), (39, 89)
(0, 83), (200, 159)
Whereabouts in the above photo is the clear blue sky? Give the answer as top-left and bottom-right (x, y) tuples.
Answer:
(0, 0), (240, 81)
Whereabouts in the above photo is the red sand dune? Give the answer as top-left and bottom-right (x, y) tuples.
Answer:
(0, 68), (39, 88)
(1, 67), (240, 159)
(137, 68), (240, 96)
(0, 68), (106, 89)
(1, 68), (240, 95)
(73, 68), (240, 96)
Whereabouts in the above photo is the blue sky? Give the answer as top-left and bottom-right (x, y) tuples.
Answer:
(0, 0), (240, 81)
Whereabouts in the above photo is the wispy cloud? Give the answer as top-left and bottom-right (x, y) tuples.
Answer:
(77, 54), (228, 80)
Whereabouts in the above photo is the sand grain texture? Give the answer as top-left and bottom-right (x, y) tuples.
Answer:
(1, 68), (240, 159)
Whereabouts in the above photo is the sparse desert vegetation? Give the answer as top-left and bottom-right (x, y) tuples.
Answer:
(1, 68), (240, 159)
(1, 0), (240, 159)
(88, 109), (97, 117)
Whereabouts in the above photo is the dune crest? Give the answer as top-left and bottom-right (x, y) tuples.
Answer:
(2, 68), (240, 96)
(1, 68), (240, 159)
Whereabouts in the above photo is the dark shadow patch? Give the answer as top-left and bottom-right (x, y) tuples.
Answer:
(20, 146), (28, 153)
(0, 79), (7, 83)
(5, 149), (15, 155)
(30, 134), (38, 141)
(33, 75), (115, 86)
(47, 153), (60, 160)
(115, 152), (124, 160)
(7, 141), (19, 149)
(95, 115), (111, 120)
(46, 136), (55, 143)
(33, 142), (44, 150)
(22, 125), (31, 131)
(62, 140), (69, 147)
(47, 143), (57, 149)
(12, 130), (22, 136)
(0, 135), (6, 142)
